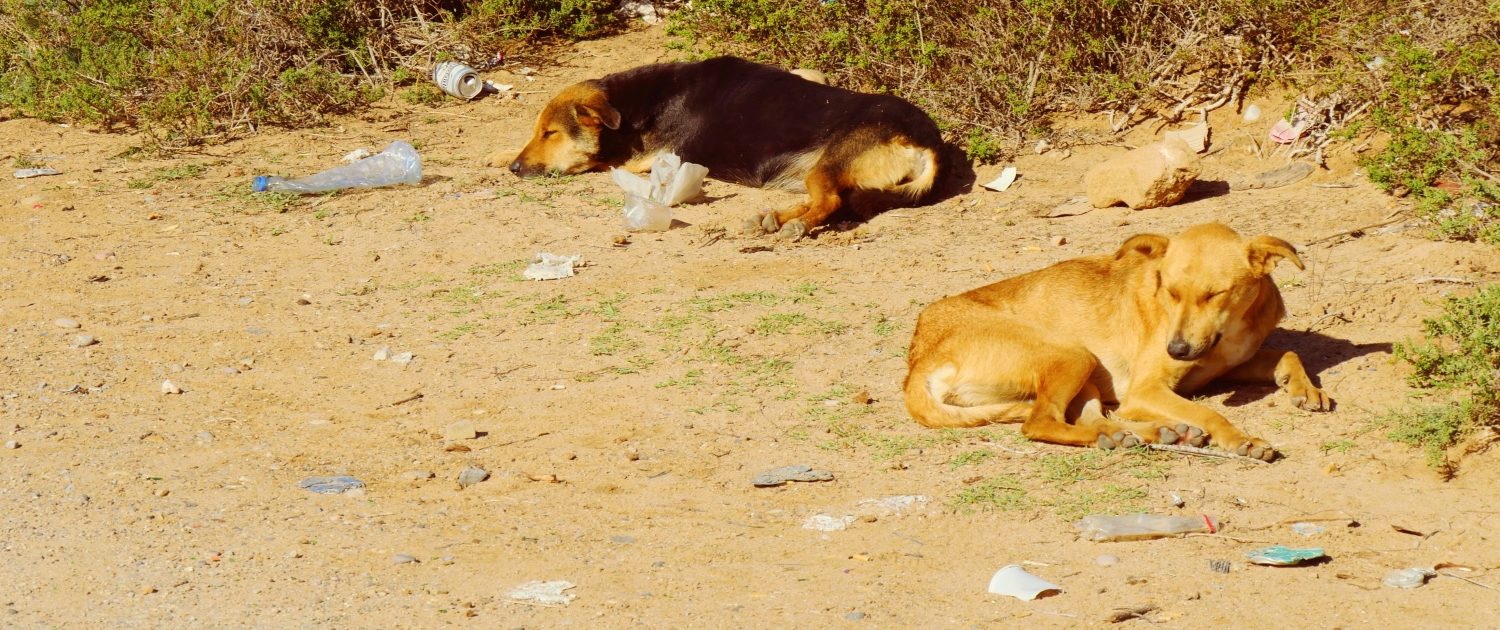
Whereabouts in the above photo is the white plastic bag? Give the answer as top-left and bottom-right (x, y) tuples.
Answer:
(610, 152), (708, 232)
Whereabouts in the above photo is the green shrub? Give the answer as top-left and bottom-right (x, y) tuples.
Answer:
(0, 0), (619, 145)
(1391, 284), (1500, 470)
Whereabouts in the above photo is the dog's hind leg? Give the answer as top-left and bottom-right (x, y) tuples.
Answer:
(1019, 349), (1141, 448)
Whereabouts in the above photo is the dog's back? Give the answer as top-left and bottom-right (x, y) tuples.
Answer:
(599, 57), (945, 192)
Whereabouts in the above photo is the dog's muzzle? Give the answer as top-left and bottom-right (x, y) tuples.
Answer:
(1167, 333), (1220, 361)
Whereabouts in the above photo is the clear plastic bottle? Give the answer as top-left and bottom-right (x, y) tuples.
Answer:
(253, 140), (421, 194)
(1075, 513), (1219, 541)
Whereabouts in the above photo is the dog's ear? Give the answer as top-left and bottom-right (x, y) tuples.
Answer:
(1247, 235), (1304, 275)
(573, 85), (621, 130)
(1115, 233), (1169, 260)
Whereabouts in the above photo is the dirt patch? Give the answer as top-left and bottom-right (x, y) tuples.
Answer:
(4, 26), (1500, 626)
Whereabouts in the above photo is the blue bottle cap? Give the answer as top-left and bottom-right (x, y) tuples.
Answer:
(252, 175), (268, 193)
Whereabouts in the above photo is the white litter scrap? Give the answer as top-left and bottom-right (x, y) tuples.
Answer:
(611, 152), (709, 232)
(803, 513), (856, 532)
(523, 252), (582, 281)
(508, 580), (576, 606)
(987, 565), (1062, 601)
(340, 148), (372, 163)
(14, 168), (61, 179)
(981, 166), (1018, 192)
(855, 495), (930, 517)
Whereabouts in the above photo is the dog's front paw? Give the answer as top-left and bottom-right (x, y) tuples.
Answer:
(1096, 430), (1142, 450)
(776, 218), (808, 241)
(1230, 437), (1278, 462)
(1287, 380), (1333, 412)
(760, 211), (782, 235)
(1157, 423), (1209, 447)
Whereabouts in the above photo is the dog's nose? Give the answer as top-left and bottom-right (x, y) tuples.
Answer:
(1167, 338), (1193, 360)
(508, 160), (522, 175)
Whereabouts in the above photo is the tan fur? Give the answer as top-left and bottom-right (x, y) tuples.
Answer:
(846, 141), (937, 199)
(502, 82), (620, 175)
(903, 223), (1332, 461)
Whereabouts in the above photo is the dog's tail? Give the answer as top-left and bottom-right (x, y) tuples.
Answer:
(889, 145), (939, 200)
(904, 363), (1030, 429)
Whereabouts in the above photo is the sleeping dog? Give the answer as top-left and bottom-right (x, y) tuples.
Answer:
(504, 56), (951, 239)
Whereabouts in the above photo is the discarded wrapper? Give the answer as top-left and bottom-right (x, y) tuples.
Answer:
(803, 514), (855, 532)
(751, 465), (834, 487)
(1383, 567), (1435, 589)
(1269, 116), (1311, 144)
(14, 168), (61, 179)
(508, 580), (576, 605)
(1245, 545), (1325, 566)
(523, 252), (582, 281)
(611, 152), (708, 232)
(298, 475), (365, 494)
(981, 166), (1018, 192)
(987, 565), (1062, 601)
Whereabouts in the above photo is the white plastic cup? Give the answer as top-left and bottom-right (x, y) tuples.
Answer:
(432, 62), (482, 100)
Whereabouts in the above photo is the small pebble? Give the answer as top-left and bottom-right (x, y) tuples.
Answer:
(850, 389), (872, 405)
(405, 470), (435, 481)
(1053, 235), (1067, 246)
(444, 420), (477, 441)
(624, 449), (640, 462)
(154, 488), (170, 497)
(4, 440), (18, 450)
(93, 251), (116, 260)
(237, 297), (253, 306)
(392, 351), (415, 366)
(611, 535), (636, 545)
(296, 295), (312, 306)
(71, 334), (98, 348)
(846, 611), (866, 621)
(195, 431), (214, 445)
(54, 318), (80, 329)
(392, 554), (417, 565)
(161, 380), (182, 395)
(221, 367), (240, 375)
(438, 554), (455, 565)
(1096, 554), (1120, 567)
(372, 346), (391, 361)
(457, 466), (489, 489)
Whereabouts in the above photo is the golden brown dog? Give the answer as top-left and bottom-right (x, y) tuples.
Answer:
(501, 56), (952, 240)
(903, 223), (1331, 461)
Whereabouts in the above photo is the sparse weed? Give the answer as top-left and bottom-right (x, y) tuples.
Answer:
(1390, 284), (1500, 470)
(951, 475), (1029, 512)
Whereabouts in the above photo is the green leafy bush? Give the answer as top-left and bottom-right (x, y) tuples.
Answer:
(1391, 284), (1500, 470)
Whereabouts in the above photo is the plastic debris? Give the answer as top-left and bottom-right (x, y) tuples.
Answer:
(1290, 522), (1327, 537)
(1242, 104), (1263, 123)
(508, 580), (576, 606)
(14, 168), (61, 179)
(1208, 559), (1232, 573)
(1269, 116), (1311, 144)
(987, 565), (1062, 601)
(298, 475), (365, 494)
(1383, 567), (1435, 589)
(751, 465), (834, 487)
(981, 166), (1018, 192)
(803, 514), (855, 532)
(1245, 545), (1326, 566)
(611, 152), (708, 232)
(1075, 514), (1218, 542)
(523, 252), (582, 281)
(341, 148), (372, 163)
(457, 466), (489, 489)
(253, 140), (421, 194)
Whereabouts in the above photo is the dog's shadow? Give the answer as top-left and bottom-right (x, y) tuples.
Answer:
(1206, 329), (1393, 408)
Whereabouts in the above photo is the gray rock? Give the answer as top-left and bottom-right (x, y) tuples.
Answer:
(845, 611), (866, 621)
(195, 431), (215, 445)
(4, 440), (18, 450)
(457, 466), (489, 489)
(54, 318), (80, 329)
(405, 470), (436, 481)
(752, 465), (834, 487)
(610, 535), (636, 545)
(70, 334), (98, 348)
(392, 553), (417, 565)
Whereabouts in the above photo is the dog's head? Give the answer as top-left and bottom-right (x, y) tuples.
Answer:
(509, 81), (621, 177)
(1116, 223), (1303, 362)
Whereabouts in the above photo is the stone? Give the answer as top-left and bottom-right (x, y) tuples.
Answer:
(444, 420), (477, 441)
(161, 380), (182, 395)
(393, 554), (418, 565)
(70, 334), (98, 348)
(1164, 122), (1210, 153)
(457, 466), (489, 489)
(1083, 138), (1200, 210)
(54, 318), (81, 329)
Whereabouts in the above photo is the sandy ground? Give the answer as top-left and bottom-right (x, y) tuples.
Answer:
(4, 26), (1500, 628)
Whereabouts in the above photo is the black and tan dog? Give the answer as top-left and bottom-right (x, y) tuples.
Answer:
(503, 56), (951, 239)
